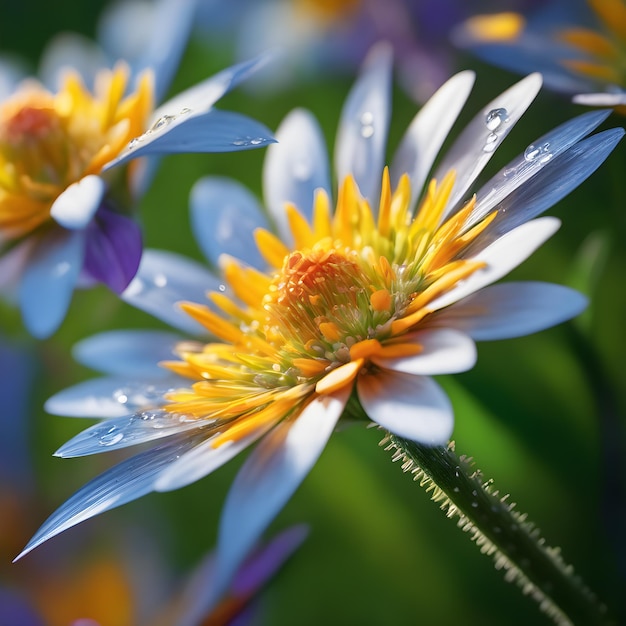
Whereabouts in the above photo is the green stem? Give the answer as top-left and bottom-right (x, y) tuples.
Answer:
(381, 433), (614, 626)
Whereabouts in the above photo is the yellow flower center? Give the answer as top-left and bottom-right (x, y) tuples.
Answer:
(160, 169), (495, 445)
(0, 63), (153, 240)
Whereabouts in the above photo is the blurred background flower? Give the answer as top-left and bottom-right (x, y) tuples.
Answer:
(1, 1), (625, 625)
(454, 0), (626, 107)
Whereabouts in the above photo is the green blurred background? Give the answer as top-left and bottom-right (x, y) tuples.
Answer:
(1, 1), (625, 624)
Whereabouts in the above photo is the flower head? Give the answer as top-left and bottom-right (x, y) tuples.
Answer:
(0, 12), (275, 339)
(454, 0), (626, 107)
(21, 45), (622, 602)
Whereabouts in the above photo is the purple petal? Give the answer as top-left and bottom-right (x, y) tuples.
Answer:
(357, 370), (453, 445)
(19, 228), (85, 338)
(83, 208), (142, 293)
(0, 589), (45, 626)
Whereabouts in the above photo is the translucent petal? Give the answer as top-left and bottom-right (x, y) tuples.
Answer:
(190, 176), (268, 270)
(121, 249), (218, 334)
(357, 370), (453, 445)
(0, 236), (35, 296)
(15, 435), (203, 560)
(573, 92), (626, 106)
(73, 329), (182, 376)
(55, 410), (209, 458)
(466, 110), (612, 227)
(45, 375), (180, 418)
(390, 71), (476, 209)
(263, 108), (331, 241)
(18, 229), (85, 338)
(335, 42), (392, 204)
(429, 216), (561, 311)
(105, 110), (276, 170)
(373, 329), (476, 375)
(210, 388), (349, 605)
(154, 424), (272, 492)
(432, 73), (542, 218)
(429, 281), (588, 341)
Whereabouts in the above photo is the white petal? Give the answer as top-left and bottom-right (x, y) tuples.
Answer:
(334, 42), (392, 204)
(429, 281), (588, 341)
(73, 329), (181, 376)
(391, 70), (476, 209)
(19, 229), (85, 338)
(432, 73), (542, 219)
(357, 370), (453, 445)
(121, 249), (218, 334)
(428, 216), (561, 311)
(210, 387), (349, 605)
(50, 175), (105, 230)
(373, 328), (476, 375)
(573, 92), (626, 106)
(15, 435), (202, 561)
(154, 425), (271, 492)
(45, 375), (181, 418)
(190, 176), (269, 270)
(263, 108), (331, 242)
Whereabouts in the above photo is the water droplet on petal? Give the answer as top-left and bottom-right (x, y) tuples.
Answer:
(360, 111), (374, 138)
(150, 114), (175, 132)
(99, 426), (124, 446)
(113, 388), (129, 404)
(178, 107), (192, 116)
(485, 107), (509, 131)
(153, 273), (167, 288)
(232, 139), (245, 146)
(218, 284), (226, 292)
(524, 141), (551, 162)
(482, 132), (499, 153)
(128, 137), (140, 149)
(250, 137), (264, 145)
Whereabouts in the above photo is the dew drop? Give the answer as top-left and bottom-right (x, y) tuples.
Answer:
(482, 132), (499, 153)
(360, 111), (374, 138)
(99, 427), (124, 447)
(178, 107), (192, 116)
(471, 501), (479, 508)
(485, 107), (509, 131)
(524, 141), (551, 162)
(218, 284), (226, 292)
(150, 114), (175, 132)
(153, 273), (167, 288)
(113, 389), (129, 404)
(250, 137), (264, 145)
(128, 137), (140, 149)
(232, 139), (246, 146)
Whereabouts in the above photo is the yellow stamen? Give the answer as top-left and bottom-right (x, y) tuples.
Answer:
(462, 12), (526, 42)
(315, 358), (363, 394)
(370, 288), (392, 312)
(349, 338), (382, 360)
(254, 227), (291, 268)
(319, 321), (342, 342)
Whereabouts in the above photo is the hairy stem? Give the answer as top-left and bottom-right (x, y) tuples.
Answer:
(381, 433), (614, 626)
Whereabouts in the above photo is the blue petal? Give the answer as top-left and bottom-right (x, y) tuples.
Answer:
(431, 282), (588, 341)
(208, 388), (349, 608)
(335, 42), (392, 205)
(45, 375), (180, 418)
(83, 208), (143, 293)
(73, 329), (183, 376)
(121, 249), (219, 334)
(18, 229), (85, 338)
(466, 110), (612, 227)
(15, 435), (203, 561)
(190, 176), (269, 270)
(55, 410), (211, 458)
(263, 108), (331, 241)
(98, 0), (198, 101)
(104, 110), (276, 170)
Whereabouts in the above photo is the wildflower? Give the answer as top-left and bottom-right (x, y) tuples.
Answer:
(454, 0), (626, 106)
(0, 14), (274, 338)
(20, 44), (622, 605)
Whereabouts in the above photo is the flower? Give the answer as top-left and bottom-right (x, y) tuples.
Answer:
(453, 0), (626, 106)
(19, 44), (622, 603)
(0, 5), (274, 339)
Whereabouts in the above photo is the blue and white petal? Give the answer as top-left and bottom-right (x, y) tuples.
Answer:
(357, 370), (454, 445)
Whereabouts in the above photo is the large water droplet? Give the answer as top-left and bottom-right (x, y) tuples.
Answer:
(485, 107), (509, 131)
(524, 141), (551, 163)
(113, 388), (129, 404)
(99, 426), (124, 447)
